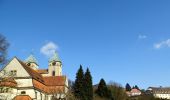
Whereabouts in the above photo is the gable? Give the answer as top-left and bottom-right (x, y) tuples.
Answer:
(0, 57), (30, 77)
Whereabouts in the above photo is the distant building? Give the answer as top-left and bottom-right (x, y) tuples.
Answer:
(0, 52), (68, 100)
(126, 88), (141, 97)
(147, 87), (170, 99)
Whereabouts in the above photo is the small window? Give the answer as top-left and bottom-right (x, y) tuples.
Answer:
(21, 91), (26, 94)
(11, 70), (17, 76)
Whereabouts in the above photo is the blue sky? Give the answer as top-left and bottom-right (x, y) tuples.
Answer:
(1, 0), (170, 89)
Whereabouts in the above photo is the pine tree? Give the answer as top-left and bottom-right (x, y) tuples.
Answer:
(125, 83), (131, 91)
(73, 65), (86, 100)
(84, 68), (93, 100)
(96, 78), (110, 98)
(135, 85), (140, 90)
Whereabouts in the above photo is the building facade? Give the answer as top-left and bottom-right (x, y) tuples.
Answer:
(126, 88), (141, 97)
(147, 87), (170, 99)
(0, 52), (68, 100)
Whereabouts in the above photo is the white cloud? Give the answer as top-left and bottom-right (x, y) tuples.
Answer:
(138, 34), (147, 39)
(40, 42), (58, 57)
(154, 39), (170, 49)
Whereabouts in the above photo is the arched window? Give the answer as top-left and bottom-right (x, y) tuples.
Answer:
(52, 71), (55, 76)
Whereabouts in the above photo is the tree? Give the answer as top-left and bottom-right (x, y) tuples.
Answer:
(65, 80), (77, 100)
(73, 65), (86, 100)
(0, 34), (9, 66)
(109, 82), (128, 100)
(84, 68), (93, 100)
(0, 70), (17, 100)
(125, 83), (131, 91)
(134, 85), (140, 90)
(96, 78), (111, 99)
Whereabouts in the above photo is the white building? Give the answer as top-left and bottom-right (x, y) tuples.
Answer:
(147, 87), (170, 99)
(126, 88), (141, 97)
(0, 52), (68, 100)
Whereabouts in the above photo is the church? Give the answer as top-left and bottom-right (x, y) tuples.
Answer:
(0, 52), (68, 100)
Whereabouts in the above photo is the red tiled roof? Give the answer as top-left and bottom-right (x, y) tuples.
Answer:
(36, 69), (48, 74)
(13, 95), (32, 100)
(2, 78), (17, 83)
(16, 58), (67, 94)
(18, 59), (44, 82)
(33, 79), (65, 94)
(32, 76), (66, 94)
(131, 89), (141, 93)
(43, 76), (66, 86)
(0, 78), (17, 87)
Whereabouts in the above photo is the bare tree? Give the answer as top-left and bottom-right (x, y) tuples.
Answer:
(0, 70), (17, 100)
(65, 88), (78, 100)
(0, 34), (9, 66)
(50, 85), (78, 100)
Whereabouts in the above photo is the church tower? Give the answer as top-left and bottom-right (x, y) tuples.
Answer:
(25, 54), (39, 70)
(48, 52), (62, 76)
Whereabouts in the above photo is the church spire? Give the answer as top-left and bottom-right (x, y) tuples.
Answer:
(25, 54), (38, 64)
(25, 54), (38, 70)
(48, 51), (62, 76)
(49, 51), (61, 62)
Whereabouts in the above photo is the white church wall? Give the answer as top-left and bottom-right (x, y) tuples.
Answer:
(41, 73), (50, 76)
(17, 89), (36, 99)
(0, 58), (30, 77)
(15, 78), (33, 87)
(154, 93), (170, 99)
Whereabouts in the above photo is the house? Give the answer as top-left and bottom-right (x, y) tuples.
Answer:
(147, 87), (170, 99)
(0, 52), (68, 100)
(126, 88), (141, 97)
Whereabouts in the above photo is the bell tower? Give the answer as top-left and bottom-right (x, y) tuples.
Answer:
(25, 54), (39, 70)
(48, 52), (62, 76)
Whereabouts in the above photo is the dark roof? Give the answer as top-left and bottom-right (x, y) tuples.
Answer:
(148, 87), (170, 93)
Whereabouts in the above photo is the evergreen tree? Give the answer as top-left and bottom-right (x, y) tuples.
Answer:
(96, 78), (111, 98)
(73, 65), (86, 100)
(132, 86), (135, 89)
(125, 83), (131, 91)
(135, 85), (140, 90)
(84, 68), (93, 100)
